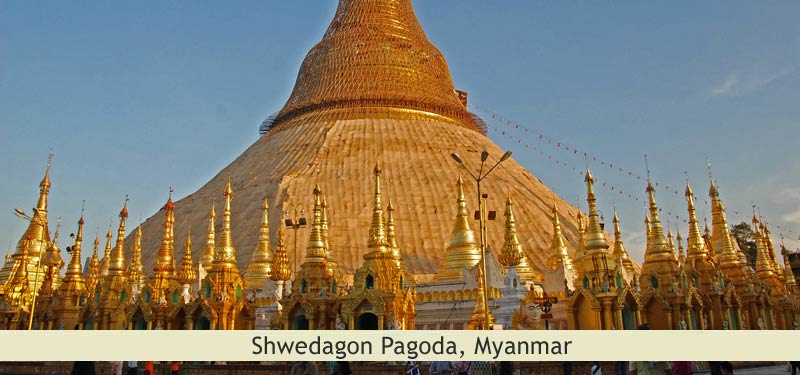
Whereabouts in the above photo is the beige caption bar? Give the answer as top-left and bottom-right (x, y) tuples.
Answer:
(0, 330), (797, 361)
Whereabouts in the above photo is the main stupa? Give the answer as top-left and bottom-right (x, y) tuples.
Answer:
(131, 0), (591, 278)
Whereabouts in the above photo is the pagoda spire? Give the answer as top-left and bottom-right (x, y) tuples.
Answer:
(753, 216), (775, 280)
(685, 181), (710, 263)
(99, 226), (113, 278)
(201, 199), (216, 271)
(322, 196), (339, 274)
(386, 200), (403, 270)
(781, 245), (798, 295)
(547, 202), (573, 272)
(270, 226), (291, 298)
(708, 179), (741, 270)
(61, 214), (86, 293)
(639, 179), (679, 283)
(213, 178), (238, 269)
(83, 234), (100, 296)
(611, 209), (635, 276)
(499, 195), (536, 283)
(153, 193), (177, 279)
(703, 218), (716, 260)
(107, 199), (129, 276)
(126, 225), (147, 290)
(244, 196), (273, 289)
(367, 163), (389, 250)
(584, 168), (610, 254)
(176, 227), (197, 286)
(676, 230), (686, 265)
(305, 184), (327, 261)
(435, 175), (480, 282)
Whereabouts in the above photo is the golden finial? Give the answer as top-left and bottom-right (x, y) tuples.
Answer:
(611, 208), (635, 275)
(244, 195), (274, 289)
(386, 199), (402, 268)
(270, 226), (291, 282)
(177, 226), (197, 286)
(367, 162), (389, 249)
(126, 225), (147, 289)
(685, 179), (709, 262)
(322, 195), (339, 275)
(36, 152), (53, 212)
(213, 178), (238, 268)
(154, 192), (177, 277)
(639, 175), (680, 283)
(61, 212), (86, 293)
(434, 175), (480, 282)
(547, 200), (574, 272)
(108, 198), (129, 275)
(304, 184), (328, 261)
(583, 167), (609, 254)
(201, 198), (216, 270)
(99, 225), (113, 278)
(499, 195), (523, 267)
(84, 232), (101, 295)
(676, 230), (685, 264)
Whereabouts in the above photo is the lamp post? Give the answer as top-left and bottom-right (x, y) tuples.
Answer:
(283, 203), (307, 275)
(13, 208), (47, 330)
(450, 150), (512, 330)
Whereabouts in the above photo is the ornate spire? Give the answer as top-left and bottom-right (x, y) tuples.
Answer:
(386, 200), (403, 269)
(304, 184), (328, 261)
(611, 209), (635, 275)
(36, 153), (52, 214)
(708, 179), (741, 270)
(126, 225), (147, 289)
(201, 199), (216, 271)
(107, 199), (129, 276)
(754, 216), (775, 280)
(244, 196), (273, 289)
(61, 214), (86, 292)
(367, 162), (389, 249)
(99, 226), (113, 278)
(703, 218), (716, 260)
(271, 0), (479, 133)
(640, 180), (679, 282)
(322, 196), (339, 273)
(676, 230), (686, 265)
(685, 181), (710, 263)
(176, 227), (197, 286)
(213, 179), (238, 269)
(153, 193), (176, 278)
(781, 245), (798, 294)
(499, 195), (522, 267)
(583, 168), (610, 254)
(270, 226), (291, 282)
(435, 175), (480, 282)
(84, 234), (100, 295)
(545, 202), (572, 271)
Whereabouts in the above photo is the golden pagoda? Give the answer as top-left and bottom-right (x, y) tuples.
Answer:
(127, 226), (147, 294)
(54, 214), (87, 330)
(95, 200), (131, 330)
(128, 0), (593, 283)
(435, 176), (481, 282)
(498, 196), (537, 283)
(341, 164), (415, 330)
(244, 196), (273, 291)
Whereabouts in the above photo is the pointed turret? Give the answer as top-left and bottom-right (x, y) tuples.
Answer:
(583, 168), (610, 255)
(708, 180), (745, 286)
(83, 234), (100, 296)
(435, 175), (480, 282)
(386, 200), (403, 270)
(367, 163), (389, 250)
(753, 217), (775, 281)
(126, 225), (147, 291)
(60, 215), (86, 293)
(176, 227), (197, 286)
(304, 184), (328, 262)
(676, 231), (686, 266)
(781, 246), (798, 295)
(703, 219), (716, 260)
(201, 199), (216, 271)
(153, 194), (177, 280)
(546, 202), (573, 271)
(685, 182), (711, 265)
(498, 196), (536, 283)
(611, 210), (636, 276)
(270, 226), (291, 283)
(244, 196), (274, 289)
(107, 201), (129, 276)
(212, 179), (239, 270)
(322, 196), (340, 275)
(639, 180), (680, 287)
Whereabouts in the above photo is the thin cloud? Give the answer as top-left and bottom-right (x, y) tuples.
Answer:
(782, 209), (800, 225)
(709, 66), (796, 97)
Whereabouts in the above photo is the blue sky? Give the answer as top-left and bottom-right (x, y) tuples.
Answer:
(1, 1), (799, 263)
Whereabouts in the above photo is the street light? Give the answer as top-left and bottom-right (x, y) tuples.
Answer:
(13, 208), (46, 330)
(283, 203), (307, 275)
(449, 149), (512, 330)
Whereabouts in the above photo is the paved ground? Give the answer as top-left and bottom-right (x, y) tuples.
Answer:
(696, 365), (790, 374)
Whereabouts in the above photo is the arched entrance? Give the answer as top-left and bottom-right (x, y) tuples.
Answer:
(356, 313), (379, 330)
(194, 317), (211, 330)
(131, 309), (147, 330)
(292, 315), (310, 330)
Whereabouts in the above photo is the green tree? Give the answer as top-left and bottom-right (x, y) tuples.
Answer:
(730, 222), (756, 267)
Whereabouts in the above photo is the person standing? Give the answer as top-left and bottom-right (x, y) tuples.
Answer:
(111, 361), (123, 375)
(171, 361), (180, 375)
(126, 361), (138, 375)
(142, 361), (154, 375)
(790, 361), (800, 375)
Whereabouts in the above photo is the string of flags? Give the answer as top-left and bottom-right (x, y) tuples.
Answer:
(469, 103), (793, 234)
